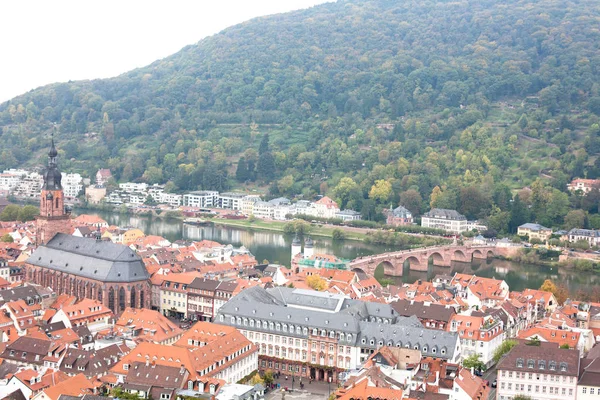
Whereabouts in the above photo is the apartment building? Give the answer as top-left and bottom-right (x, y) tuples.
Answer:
(183, 191), (219, 208)
(160, 273), (201, 319)
(119, 182), (148, 193)
(421, 208), (467, 233)
(218, 192), (247, 210)
(61, 173), (83, 198)
(496, 343), (579, 400)
(159, 192), (182, 207)
(449, 314), (504, 367)
(0, 172), (22, 191)
(251, 201), (274, 219)
(14, 172), (43, 198)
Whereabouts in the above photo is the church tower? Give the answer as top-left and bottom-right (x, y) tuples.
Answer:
(36, 135), (71, 245)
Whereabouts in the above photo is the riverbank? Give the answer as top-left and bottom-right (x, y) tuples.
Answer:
(207, 217), (368, 241)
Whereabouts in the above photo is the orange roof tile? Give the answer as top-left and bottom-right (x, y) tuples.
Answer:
(337, 379), (403, 400)
(518, 326), (580, 349)
(41, 373), (96, 400)
(115, 308), (183, 344)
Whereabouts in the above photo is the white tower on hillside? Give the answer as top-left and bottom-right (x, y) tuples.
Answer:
(304, 236), (314, 258)
(291, 235), (302, 262)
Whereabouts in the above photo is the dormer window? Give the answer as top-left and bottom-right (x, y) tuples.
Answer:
(528, 359), (534, 368)
(559, 362), (567, 372)
(539, 360), (545, 369)
(516, 358), (524, 368)
(549, 361), (556, 371)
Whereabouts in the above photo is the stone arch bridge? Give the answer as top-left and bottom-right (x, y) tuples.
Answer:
(348, 245), (516, 277)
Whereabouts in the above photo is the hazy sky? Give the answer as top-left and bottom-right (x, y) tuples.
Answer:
(0, 0), (332, 103)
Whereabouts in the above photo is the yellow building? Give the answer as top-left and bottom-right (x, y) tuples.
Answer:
(517, 223), (552, 242)
(122, 228), (145, 245)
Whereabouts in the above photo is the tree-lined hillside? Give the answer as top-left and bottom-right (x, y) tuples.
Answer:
(2, 0), (600, 231)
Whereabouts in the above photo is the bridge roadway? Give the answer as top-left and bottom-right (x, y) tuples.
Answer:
(348, 244), (516, 277)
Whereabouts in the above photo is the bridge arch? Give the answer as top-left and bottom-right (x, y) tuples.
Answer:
(404, 256), (421, 269)
(487, 250), (495, 259)
(428, 251), (446, 267)
(375, 261), (397, 276)
(453, 249), (468, 262)
(351, 268), (367, 276)
(472, 249), (485, 259)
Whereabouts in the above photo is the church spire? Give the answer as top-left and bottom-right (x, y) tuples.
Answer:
(42, 130), (62, 190)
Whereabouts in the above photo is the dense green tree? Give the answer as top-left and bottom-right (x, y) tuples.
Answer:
(564, 209), (586, 230)
(509, 195), (529, 233)
(235, 157), (249, 182)
(0, 205), (20, 221)
(399, 189), (423, 216)
(17, 205), (39, 222)
(462, 354), (485, 371)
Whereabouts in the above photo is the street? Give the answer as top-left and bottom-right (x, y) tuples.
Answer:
(483, 365), (498, 400)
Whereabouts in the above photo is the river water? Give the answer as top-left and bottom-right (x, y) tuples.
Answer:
(80, 210), (599, 294)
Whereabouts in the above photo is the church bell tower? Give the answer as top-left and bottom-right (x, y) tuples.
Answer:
(36, 134), (71, 245)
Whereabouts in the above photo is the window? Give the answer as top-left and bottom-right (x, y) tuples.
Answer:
(538, 360), (545, 369)
(527, 360), (534, 368)
(124, 364), (129, 370)
(590, 388), (595, 395)
(582, 387), (587, 394)
(516, 358), (524, 368)
(559, 362), (567, 372)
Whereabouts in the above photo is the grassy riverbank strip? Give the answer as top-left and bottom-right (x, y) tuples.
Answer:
(207, 218), (368, 241)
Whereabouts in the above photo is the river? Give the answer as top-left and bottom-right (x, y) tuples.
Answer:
(79, 210), (599, 294)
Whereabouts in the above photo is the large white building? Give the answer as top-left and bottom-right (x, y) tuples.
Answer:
(183, 191), (219, 208)
(216, 286), (461, 383)
(119, 182), (148, 193)
(0, 171), (23, 191)
(421, 208), (467, 233)
(251, 201), (274, 219)
(61, 173), (83, 198)
(159, 192), (182, 207)
(496, 343), (579, 400)
(218, 192), (247, 210)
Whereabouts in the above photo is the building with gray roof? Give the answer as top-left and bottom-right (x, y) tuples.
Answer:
(25, 233), (151, 313)
(216, 286), (460, 382)
(421, 208), (467, 233)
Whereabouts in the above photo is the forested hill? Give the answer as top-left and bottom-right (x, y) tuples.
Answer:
(2, 0), (600, 231)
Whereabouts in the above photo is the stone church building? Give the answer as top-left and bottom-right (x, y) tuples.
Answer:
(25, 138), (151, 313)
